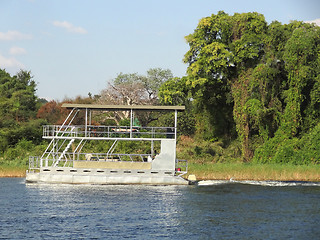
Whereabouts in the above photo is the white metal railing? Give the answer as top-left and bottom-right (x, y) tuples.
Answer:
(42, 125), (175, 139)
(79, 153), (152, 162)
(175, 159), (188, 177)
(28, 155), (188, 176)
(29, 153), (153, 168)
(43, 125), (79, 137)
(29, 156), (40, 170)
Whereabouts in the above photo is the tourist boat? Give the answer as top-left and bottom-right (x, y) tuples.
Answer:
(26, 104), (188, 185)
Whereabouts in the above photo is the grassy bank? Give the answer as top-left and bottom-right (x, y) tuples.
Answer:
(1, 163), (319, 182)
(187, 163), (320, 182)
(0, 166), (26, 177)
(1, 135), (319, 181)
(176, 136), (320, 182)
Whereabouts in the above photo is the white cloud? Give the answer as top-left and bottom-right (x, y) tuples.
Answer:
(0, 53), (25, 69)
(9, 46), (27, 55)
(305, 18), (320, 26)
(53, 20), (88, 34)
(0, 30), (32, 41)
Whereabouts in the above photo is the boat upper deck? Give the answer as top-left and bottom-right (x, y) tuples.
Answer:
(43, 125), (176, 140)
(44, 103), (185, 141)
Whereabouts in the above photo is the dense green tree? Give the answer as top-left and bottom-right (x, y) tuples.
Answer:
(282, 24), (320, 135)
(0, 69), (37, 122)
(252, 22), (320, 164)
(159, 77), (189, 105)
(0, 69), (41, 153)
(182, 11), (269, 159)
(161, 11), (320, 162)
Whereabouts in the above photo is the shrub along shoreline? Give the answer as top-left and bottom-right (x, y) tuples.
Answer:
(1, 163), (319, 182)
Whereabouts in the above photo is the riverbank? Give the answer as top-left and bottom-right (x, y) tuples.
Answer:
(0, 166), (26, 178)
(1, 163), (319, 182)
(187, 163), (320, 182)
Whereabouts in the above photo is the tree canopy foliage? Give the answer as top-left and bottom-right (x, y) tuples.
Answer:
(99, 68), (173, 106)
(0, 69), (45, 154)
(160, 11), (320, 163)
(97, 68), (174, 125)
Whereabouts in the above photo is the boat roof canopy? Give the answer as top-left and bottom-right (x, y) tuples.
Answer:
(61, 103), (185, 111)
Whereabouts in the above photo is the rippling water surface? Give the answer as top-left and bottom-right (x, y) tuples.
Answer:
(0, 178), (320, 239)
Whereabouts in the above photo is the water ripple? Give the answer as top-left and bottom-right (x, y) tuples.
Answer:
(1, 178), (320, 239)
(197, 179), (320, 187)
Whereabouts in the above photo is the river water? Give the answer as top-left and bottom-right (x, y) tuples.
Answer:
(0, 178), (319, 239)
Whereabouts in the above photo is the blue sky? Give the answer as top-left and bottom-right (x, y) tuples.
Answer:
(1, 0), (319, 100)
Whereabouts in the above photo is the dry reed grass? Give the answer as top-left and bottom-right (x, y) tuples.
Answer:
(188, 163), (320, 182)
(0, 167), (26, 177)
(1, 162), (319, 182)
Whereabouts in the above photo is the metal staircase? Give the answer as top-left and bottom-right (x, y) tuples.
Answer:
(40, 108), (79, 167)
(53, 138), (75, 167)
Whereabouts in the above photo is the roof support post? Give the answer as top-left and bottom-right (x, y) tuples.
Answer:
(85, 108), (88, 137)
(151, 140), (154, 157)
(174, 110), (177, 140)
(130, 108), (133, 138)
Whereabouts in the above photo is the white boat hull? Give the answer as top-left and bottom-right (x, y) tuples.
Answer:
(26, 167), (188, 185)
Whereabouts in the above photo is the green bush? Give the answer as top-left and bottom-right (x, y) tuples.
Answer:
(298, 123), (320, 164)
(0, 139), (48, 167)
(253, 123), (320, 165)
(1, 139), (33, 166)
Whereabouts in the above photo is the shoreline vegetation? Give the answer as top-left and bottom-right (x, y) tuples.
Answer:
(187, 163), (320, 182)
(1, 13), (320, 183)
(0, 166), (26, 178)
(1, 163), (319, 182)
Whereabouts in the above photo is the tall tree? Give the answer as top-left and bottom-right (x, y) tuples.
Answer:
(0, 69), (37, 122)
(98, 68), (174, 125)
(0, 69), (41, 152)
(166, 11), (320, 161)
(183, 11), (268, 159)
(282, 24), (320, 136)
